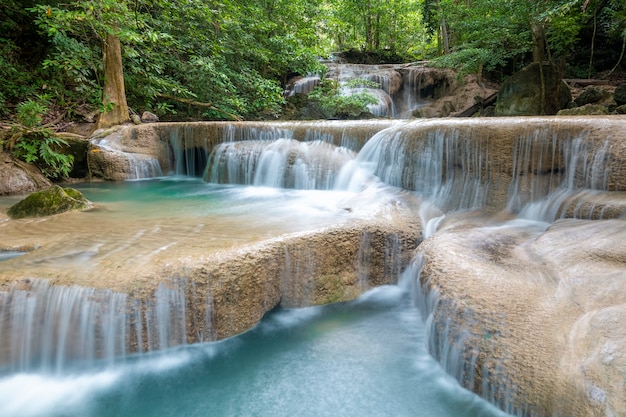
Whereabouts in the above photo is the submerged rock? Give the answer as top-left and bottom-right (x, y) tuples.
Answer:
(7, 185), (91, 219)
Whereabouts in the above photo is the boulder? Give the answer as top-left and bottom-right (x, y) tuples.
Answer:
(495, 63), (572, 116)
(141, 111), (159, 123)
(574, 86), (609, 106)
(7, 185), (91, 219)
(557, 104), (609, 115)
(0, 152), (50, 195)
(614, 83), (626, 106)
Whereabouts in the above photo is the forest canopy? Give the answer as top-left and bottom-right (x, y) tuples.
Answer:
(0, 0), (624, 123)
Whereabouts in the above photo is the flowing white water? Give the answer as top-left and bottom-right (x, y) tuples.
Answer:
(0, 286), (511, 417)
(205, 139), (356, 189)
(2, 118), (625, 416)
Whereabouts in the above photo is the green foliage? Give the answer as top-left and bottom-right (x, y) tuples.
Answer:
(12, 132), (74, 179)
(16, 99), (47, 128)
(323, 0), (427, 57)
(0, 0), (624, 125)
(308, 79), (378, 119)
(9, 97), (74, 179)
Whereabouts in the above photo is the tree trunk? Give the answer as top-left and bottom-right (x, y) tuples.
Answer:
(440, 18), (450, 54)
(97, 32), (129, 129)
(531, 22), (546, 63)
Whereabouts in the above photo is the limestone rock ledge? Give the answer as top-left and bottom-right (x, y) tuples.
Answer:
(415, 217), (626, 417)
(0, 214), (420, 367)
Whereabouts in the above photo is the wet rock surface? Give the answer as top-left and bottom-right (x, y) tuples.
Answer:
(0, 151), (50, 196)
(2, 117), (626, 417)
(417, 217), (626, 417)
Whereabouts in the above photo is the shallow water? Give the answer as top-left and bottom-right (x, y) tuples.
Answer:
(0, 286), (510, 417)
(0, 177), (406, 289)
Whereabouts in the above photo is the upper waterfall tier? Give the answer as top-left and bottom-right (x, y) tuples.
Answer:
(89, 117), (626, 220)
(285, 63), (499, 118)
(205, 139), (356, 190)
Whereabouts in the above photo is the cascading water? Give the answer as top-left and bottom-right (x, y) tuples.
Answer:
(92, 136), (163, 180)
(2, 117), (625, 417)
(0, 279), (192, 374)
(205, 139), (356, 189)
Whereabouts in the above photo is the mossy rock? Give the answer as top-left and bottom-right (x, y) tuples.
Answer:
(557, 104), (609, 116)
(7, 186), (91, 219)
(495, 63), (571, 116)
(614, 83), (626, 106)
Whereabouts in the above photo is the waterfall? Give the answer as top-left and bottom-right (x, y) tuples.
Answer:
(128, 155), (163, 179)
(340, 120), (626, 220)
(93, 136), (163, 180)
(286, 76), (321, 96)
(4, 117), (626, 417)
(408, 252), (534, 417)
(0, 279), (194, 374)
(396, 67), (425, 118)
(168, 129), (209, 177)
(0, 280), (128, 373)
(352, 125), (491, 211)
(205, 139), (356, 190)
(514, 136), (614, 221)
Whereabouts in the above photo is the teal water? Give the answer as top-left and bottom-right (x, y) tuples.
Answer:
(0, 177), (510, 417)
(0, 286), (510, 417)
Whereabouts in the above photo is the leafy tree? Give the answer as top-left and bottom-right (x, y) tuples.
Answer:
(428, 0), (625, 79)
(323, 0), (427, 58)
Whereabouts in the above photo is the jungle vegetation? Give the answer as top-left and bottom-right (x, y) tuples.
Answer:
(0, 0), (624, 125)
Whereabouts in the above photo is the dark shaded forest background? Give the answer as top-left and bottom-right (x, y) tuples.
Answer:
(1, 0), (624, 123)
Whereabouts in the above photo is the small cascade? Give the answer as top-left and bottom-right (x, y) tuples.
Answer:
(92, 136), (164, 180)
(158, 121), (400, 176)
(0, 280), (129, 374)
(356, 232), (372, 291)
(408, 253), (531, 417)
(514, 136), (614, 221)
(338, 119), (626, 220)
(205, 139), (356, 189)
(168, 129), (210, 177)
(221, 124), (294, 143)
(282, 63), (454, 119)
(285, 76), (321, 96)
(323, 63), (403, 118)
(0, 279), (196, 374)
(128, 155), (163, 179)
(280, 246), (315, 308)
(137, 282), (188, 352)
(357, 232), (405, 291)
(397, 67), (425, 117)
(325, 64), (403, 96)
(343, 87), (396, 117)
(352, 125), (491, 211)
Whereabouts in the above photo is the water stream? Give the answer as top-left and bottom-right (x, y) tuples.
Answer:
(1, 117), (625, 416)
(0, 286), (509, 417)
